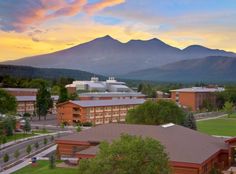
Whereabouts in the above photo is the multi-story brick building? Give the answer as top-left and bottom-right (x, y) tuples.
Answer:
(56, 99), (145, 125)
(56, 123), (236, 174)
(170, 87), (224, 111)
(79, 92), (146, 101)
(3, 88), (38, 96)
(16, 95), (58, 116)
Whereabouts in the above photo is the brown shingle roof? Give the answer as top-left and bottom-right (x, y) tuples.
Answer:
(57, 123), (227, 164)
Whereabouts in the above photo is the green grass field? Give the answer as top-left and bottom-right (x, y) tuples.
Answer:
(6, 133), (35, 143)
(197, 117), (236, 136)
(12, 161), (78, 174)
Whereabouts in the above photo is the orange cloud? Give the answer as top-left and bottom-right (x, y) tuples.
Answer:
(85, 0), (125, 14)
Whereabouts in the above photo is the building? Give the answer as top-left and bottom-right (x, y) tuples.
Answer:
(56, 123), (236, 174)
(56, 99), (145, 125)
(3, 88), (38, 96)
(170, 87), (224, 111)
(1, 88), (59, 116)
(79, 92), (146, 101)
(66, 77), (132, 94)
(16, 95), (59, 116)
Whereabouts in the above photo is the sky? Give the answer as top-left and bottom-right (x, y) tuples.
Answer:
(0, 0), (236, 61)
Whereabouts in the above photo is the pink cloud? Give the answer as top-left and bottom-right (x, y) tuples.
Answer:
(0, 0), (125, 32)
(85, 0), (125, 14)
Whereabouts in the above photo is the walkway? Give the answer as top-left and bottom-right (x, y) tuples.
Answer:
(2, 145), (57, 174)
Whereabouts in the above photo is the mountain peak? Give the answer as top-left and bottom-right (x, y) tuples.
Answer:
(183, 45), (211, 51)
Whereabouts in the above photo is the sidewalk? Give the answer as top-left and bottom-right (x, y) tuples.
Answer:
(2, 145), (57, 174)
(196, 114), (227, 122)
(0, 131), (72, 150)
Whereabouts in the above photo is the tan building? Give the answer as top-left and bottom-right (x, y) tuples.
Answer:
(57, 99), (145, 125)
(170, 87), (224, 111)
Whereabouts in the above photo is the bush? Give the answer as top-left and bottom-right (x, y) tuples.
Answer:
(44, 138), (48, 145)
(81, 122), (93, 127)
(3, 153), (9, 163)
(77, 126), (81, 132)
(26, 145), (32, 154)
(14, 150), (20, 159)
(50, 136), (54, 142)
(23, 112), (31, 118)
(2, 136), (7, 144)
(34, 142), (39, 149)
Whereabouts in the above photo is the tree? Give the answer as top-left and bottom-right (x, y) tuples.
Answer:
(0, 89), (17, 114)
(49, 155), (56, 169)
(3, 116), (15, 136)
(58, 86), (68, 103)
(14, 150), (20, 159)
(201, 99), (214, 111)
(183, 112), (197, 130)
(26, 145), (32, 154)
(44, 138), (48, 145)
(36, 84), (52, 120)
(34, 142), (39, 149)
(23, 112), (31, 118)
(78, 134), (171, 174)
(3, 153), (9, 163)
(23, 119), (31, 133)
(126, 100), (186, 125)
(223, 101), (234, 117)
(77, 126), (81, 132)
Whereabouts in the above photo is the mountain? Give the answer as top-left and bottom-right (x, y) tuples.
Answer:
(0, 65), (106, 80)
(122, 56), (236, 83)
(1, 35), (236, 75)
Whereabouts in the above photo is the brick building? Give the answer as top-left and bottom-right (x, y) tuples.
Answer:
(170, 87), (224, 111)
(15, 95), (58, 116)
(56, 123), (236, 174)
(3, 88), (38, 96)
(79, 92), (146, 101)
(56, 99), (145, 125)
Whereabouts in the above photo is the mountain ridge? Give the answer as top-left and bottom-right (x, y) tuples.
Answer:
(1, 35), (236, 75)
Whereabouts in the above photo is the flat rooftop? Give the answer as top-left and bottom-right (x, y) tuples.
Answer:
(56, 123), (228, 164)
(170, 87), (224, 93)
(69, 99), (146, 107)
(79, 92), (145, 97)
(2, 88), (38, 92)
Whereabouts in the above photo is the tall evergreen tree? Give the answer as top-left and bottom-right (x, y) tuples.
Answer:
(58, 86), (69, 103)
(0, 89), (17, 114)
(183, 112), (197, 130)
(36, 84), (52, 120)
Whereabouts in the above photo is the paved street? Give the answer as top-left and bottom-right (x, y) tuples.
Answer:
(0, 131), (71, 172)
(2, 145), (57, 174)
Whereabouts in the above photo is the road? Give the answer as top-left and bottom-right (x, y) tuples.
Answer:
(0, 132), (71, 171)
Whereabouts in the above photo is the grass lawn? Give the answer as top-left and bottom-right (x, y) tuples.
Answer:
(32, 130), (50, 134)
(12, 160), (78, 174)
(228, 112), (236, 118)
(6, 133), (35, 143)
(197, 117), (236, 136)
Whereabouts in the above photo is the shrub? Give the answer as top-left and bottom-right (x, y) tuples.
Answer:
(3, 153), (9, 163)
(77, 126), (81, 132)
(26, 145), (32, 154)
(14, 150), (20, 159)
(34, 142), (39, 149)
(81, 122), (93, 127)
(44, 138), (48, 145)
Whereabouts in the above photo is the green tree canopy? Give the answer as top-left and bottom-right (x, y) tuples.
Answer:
(78, 134), (171, 174)
(223, 101), (234, 117)
(0, 89), (17, 114)
(126, 100), (186, 125)
(58, 86), (69, 103)
(36, 84), (52, 120)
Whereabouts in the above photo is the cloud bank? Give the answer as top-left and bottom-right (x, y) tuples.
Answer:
(0, 0), (125, 32)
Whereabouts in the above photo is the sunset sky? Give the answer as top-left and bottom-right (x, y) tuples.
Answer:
(0, 0), (236, 61)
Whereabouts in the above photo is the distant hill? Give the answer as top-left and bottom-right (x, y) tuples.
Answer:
(1, 35), (236, 75)
(0, 65), (106, 80)
(121, 56), (236, 83)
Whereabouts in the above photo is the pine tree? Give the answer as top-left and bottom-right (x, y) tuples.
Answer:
(58, 86), (68, 103)
(183, 112), (197, 130)
(23, 119), (31, 133)
(36, 84), (52, 120)
(49, 155), (56, 169)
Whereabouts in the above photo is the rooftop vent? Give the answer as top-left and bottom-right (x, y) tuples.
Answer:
(161, 123), (175, 128)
